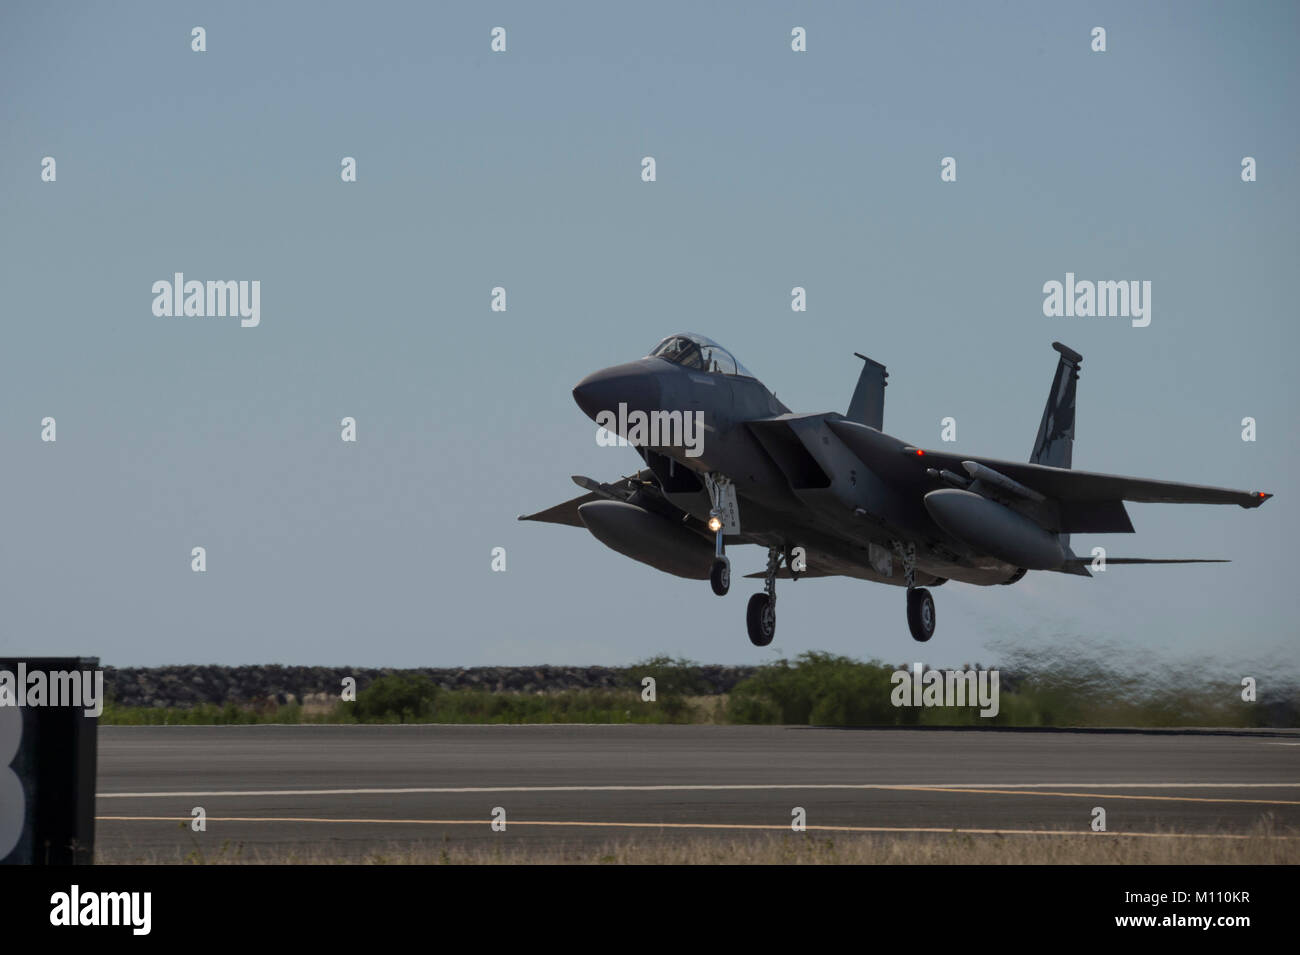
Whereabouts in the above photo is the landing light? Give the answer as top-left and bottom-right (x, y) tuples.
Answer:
(708, 516), (723, 532)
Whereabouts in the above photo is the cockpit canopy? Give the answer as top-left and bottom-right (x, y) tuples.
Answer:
(647, 333), (753, 378)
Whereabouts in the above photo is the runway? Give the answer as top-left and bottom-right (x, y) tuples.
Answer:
(94, 725), (1300, 860)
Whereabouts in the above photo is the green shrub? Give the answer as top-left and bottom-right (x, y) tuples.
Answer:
(727, 652), (913, 726)
(354, 673), (439, 723)
(622, 656), (714, 697)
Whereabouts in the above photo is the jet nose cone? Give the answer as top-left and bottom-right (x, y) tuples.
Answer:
(572, 361), (662, 423)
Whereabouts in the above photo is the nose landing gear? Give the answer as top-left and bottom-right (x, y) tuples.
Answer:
(709, 556), (730, 596)
(704, 473), (734, 596)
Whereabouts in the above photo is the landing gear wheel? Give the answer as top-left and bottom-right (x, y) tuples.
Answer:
(906, 587), (935, 642)
(710, 558), (731, 596)
(746, 593), (776, 646)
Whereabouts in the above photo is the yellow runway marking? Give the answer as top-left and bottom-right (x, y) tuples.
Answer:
(95, 815), (1297, 840)
(903, 786), (1300, 806)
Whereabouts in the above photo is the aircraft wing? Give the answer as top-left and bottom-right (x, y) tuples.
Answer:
(915, 452), (1270, 508)
(517, 492), (598, 527)
(826, 420), (1271, 510)
(518, 471), (664, 527)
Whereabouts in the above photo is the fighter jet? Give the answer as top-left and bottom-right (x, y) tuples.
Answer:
(521, 333), (1271, 645)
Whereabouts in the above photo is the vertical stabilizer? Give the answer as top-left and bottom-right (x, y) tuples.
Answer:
(1031, 342), (1081, 470)
(847, 352), (888, 430)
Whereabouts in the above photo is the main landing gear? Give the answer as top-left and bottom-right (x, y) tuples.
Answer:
(746, 547), (780, 647)
(894, 541), (936, 642)
(906, 589), (935, 643)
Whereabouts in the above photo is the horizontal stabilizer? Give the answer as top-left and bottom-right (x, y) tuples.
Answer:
(743, 567), (835, 579)
(1092, 557), (1228, 564)
(1064, 557), (1229, 570)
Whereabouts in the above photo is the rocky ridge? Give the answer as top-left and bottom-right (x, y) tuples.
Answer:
(103, 664), (760, 709)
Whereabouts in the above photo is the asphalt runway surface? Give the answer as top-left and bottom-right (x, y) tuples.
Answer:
(95, 725), (1300, 860)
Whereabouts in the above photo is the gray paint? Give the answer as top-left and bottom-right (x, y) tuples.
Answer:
(525, 339), (1269, 643)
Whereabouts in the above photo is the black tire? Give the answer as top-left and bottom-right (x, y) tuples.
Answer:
(746, 593), (776, 646)
(906, 587), (936, 642)
(710, 558), (730, 596)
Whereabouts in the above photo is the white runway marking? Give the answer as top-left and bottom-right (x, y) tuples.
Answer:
(97, 781), (1300, 799)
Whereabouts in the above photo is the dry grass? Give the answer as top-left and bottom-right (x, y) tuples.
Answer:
(96, 822), (1299, 865)
(682, 695), (729, 723)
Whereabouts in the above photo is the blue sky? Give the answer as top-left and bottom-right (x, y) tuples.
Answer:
(0, 1), (1295, 670)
